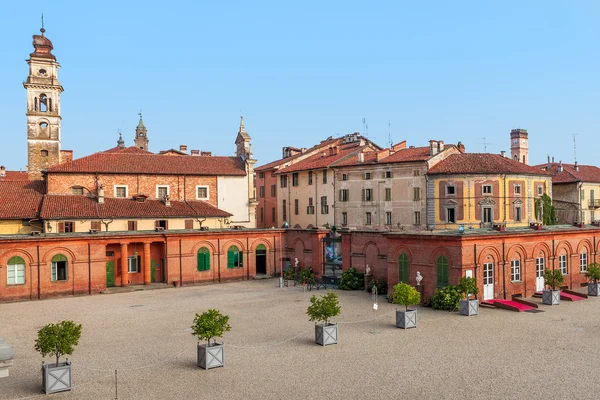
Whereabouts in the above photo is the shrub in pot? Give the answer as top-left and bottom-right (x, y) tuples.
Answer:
(338, 268), (364, 290)
(542, 269), (564, 305)
(585, 263), (600, 296)
(298, 267), (316, 286)
(391, 283), (421, 329)
(431, 285), (462, 311)
(35, 320), (82, 394)
(458, 277), (480, 316)
(191, 309), (231, 370)
(307, 291), (341, 345)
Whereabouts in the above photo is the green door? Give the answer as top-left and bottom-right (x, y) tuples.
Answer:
(106, 261), (115, 287)
(151, 259), (156, 283)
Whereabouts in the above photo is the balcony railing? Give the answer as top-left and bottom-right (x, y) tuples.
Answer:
(589, 200), (600, 209)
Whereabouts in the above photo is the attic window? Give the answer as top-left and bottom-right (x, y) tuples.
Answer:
(134, 195), (147, 203)
(71, 186), (84, 196)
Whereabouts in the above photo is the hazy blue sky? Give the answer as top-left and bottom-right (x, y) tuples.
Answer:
(1, 1), (598, 170)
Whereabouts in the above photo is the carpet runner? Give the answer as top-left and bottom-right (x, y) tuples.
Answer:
(533, 291), (586, 301)
(481, 299), (538, 312)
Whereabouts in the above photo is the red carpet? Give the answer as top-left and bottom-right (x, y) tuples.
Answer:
(534, 291), (586, 301)
(481, 299), (537, 312)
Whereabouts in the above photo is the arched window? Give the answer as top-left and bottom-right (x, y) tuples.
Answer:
(197, 247), (210, 271)
(398, 253), (409, 283)
(7, 256), (25, 285)
(514, 155), (518, 161)
(227, 246), (243, 268)
(436, 256), (449, 287)
(51, 254), (68, 281)
(39, 94), (48, 112)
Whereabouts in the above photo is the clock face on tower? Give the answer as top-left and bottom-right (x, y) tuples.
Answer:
(522, 140), (526, 145)
(513, 139), (518, 145)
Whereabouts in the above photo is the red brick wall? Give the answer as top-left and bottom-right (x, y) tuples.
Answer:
(438, 181), (464, 220)
(256, 169), (278, 228)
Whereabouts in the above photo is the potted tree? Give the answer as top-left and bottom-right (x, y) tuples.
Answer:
(307, 291), (341, 346)
(585, 263), (600, 296)
(458, 276), (479, 316)
(391, 283), (421, 329)
(191, 309), (231, 370)
(542, 269), (564, 305)
(35, 320), (82, 394)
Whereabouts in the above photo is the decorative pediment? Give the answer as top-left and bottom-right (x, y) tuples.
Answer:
(443, 199), (458, 206)
(513, 199), (523, 205)
(479, 197), (495, 206)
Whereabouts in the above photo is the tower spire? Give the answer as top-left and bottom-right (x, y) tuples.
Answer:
(239, 115), (246, 133)
(41, 13), (44, 34)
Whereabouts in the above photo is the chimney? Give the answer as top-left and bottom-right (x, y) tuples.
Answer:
(359, 138), (366, 146)
(376, 149), (390, 162)
(301, 148), (307, 153)
(357, 151), (364, 163)
(191, 150), (200, 156)
(392, 141), (407, 151)
(201, 151), (212, 156)
(501, 151), (506, 158)
(0, 166), (5, 177)
(558, 161), (563, 173)
(164, 194), (171, 207)
(97, 184), (105, 204)
(575, 161), (579, 171)
(552, 156), (555, 163)
(179, 145), (188, 154)
(438, 141), (444, 153)
(429, 140), (439, 156)
(334, 146), (339, 155)
(547, 155), (550, 164)
(457, 141), (465, 153)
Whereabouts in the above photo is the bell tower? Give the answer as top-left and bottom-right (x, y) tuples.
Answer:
(510, 129), (529, 165)
(134, 112), (149, 151)
(24, 23), (64, 178)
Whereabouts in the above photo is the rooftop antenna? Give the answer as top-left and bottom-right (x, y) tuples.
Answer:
(477, 137), (492, 153)
(138, 109), (143, 120)
(388, 121), (392, 148)
(362, 118), (369, 139)
(572, 133), (578, 164)
(41, 13), (44, 30)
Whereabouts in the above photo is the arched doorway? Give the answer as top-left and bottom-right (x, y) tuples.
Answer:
(256, 244), (267, 275)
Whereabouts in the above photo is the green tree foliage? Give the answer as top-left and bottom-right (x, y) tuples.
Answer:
(585, 263), (600, 284)
(534, 194), (556, 225)
(543, 269), (565, 290)
(431, 286), (462, 311)
(367, 278), (388, 295)
(338, 268), (364, 290)
(307, 292), (341, 325)
(34, 320), (83, 366)
(458, 277), (479, 300)
(191, 309), (231, 346)
(391, 283), (421, 311)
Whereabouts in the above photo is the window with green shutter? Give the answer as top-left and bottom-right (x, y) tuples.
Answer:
(227, 246), (243, 268)
(398, 253), (409, 283)
(436, 256), (449, 287)
(197, 247), (210, 271)
(51, 254), (68, 282)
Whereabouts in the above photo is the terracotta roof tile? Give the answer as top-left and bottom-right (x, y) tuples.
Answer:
(47, 151), (246, 176)
(40, 195), (232, 219)
(274, 143), (367, 174)
(103, 146), (154, 154)
(333, 145), (439, 167)
(427, 153), (551, 175)
(255, 138), (342, 172)
(0, 180), (44, 219)
(0, 171), (30, 181)
(535, 163), (600, 184)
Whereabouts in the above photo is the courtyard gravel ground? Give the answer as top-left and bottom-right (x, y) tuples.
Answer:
(1, 280), (599, 400)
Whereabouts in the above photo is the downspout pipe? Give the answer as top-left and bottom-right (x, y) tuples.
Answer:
(88, 243), (92, 295)
(179, 239), (183, 286)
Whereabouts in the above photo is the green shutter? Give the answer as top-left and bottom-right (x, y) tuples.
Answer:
(227, 246), (237, 268)
(8, 256), (25, 265)
(197, 248), (210, 271)
(399, 253), (409, 283)
(106, 261), (115, 287)
(437, 256), (449, 287)
(51, 254), (68, 263)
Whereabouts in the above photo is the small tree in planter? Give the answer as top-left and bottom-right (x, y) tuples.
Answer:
(191, 309), (231, 370)
(585, 263), (600, 296)
(35, 320), (82, 394)
(542, 269), (564, 305)
(391, 283), (421, 329)
(458, 277), (480, 316)
(307, 291), (341, 346)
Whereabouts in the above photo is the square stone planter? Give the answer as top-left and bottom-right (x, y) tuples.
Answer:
(42, 362), (72, 394)
(396, 309), (417, 329)
(588, 283), (600, 297)
(315, 323), (338, 346)
(0, 337), (15, 378)
(197, 343), (224, 370)
(542, 289), (560, 305)
(459, 299), (479, 316)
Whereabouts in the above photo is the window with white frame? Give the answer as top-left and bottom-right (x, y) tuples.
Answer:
(7, 256), (25, 285)
(559, 254), (568, 275)
(196, 186), (209, 200)
(511, 259), (521, 281)
(128, 256), (140, 273)
(483, 185), (492, 195)
(156, 185), (169, 199)
(386, 212), (392, 225)
(537, 185), (543, 196)
(342, 212), (347, 225)
(446, 207), (456, 223)
(580, 252), (588, 273)
(514, 185), (521, 195)
(366, 212), (372, 225)
(115, 185), (128, 198)
(51, 254), (68, 281)
(446, 185), (456, 195)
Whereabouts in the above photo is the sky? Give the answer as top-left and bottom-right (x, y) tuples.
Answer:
(1, 1), (599, 170)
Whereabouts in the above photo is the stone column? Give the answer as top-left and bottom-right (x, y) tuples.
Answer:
(144, 242), (151, 285)
(121, 243), (129, 287)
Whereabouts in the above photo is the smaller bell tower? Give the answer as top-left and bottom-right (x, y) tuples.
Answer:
(134, 112), (149, 151)
(510, 129), (529, 165)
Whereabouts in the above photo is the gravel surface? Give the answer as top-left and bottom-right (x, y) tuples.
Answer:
(1, 280), (599, 400)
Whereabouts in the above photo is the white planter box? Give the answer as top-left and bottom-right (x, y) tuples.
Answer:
(396, 309), (417, 329)
(542, 289), (560, 305)
(315, 323), (338, 346)
(197, 343), (224, 370)
(588, 283), (600, 297)
(42, 362), (72, 394)
(459, 299), (479, 316)
(0, 337), (15, 378)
